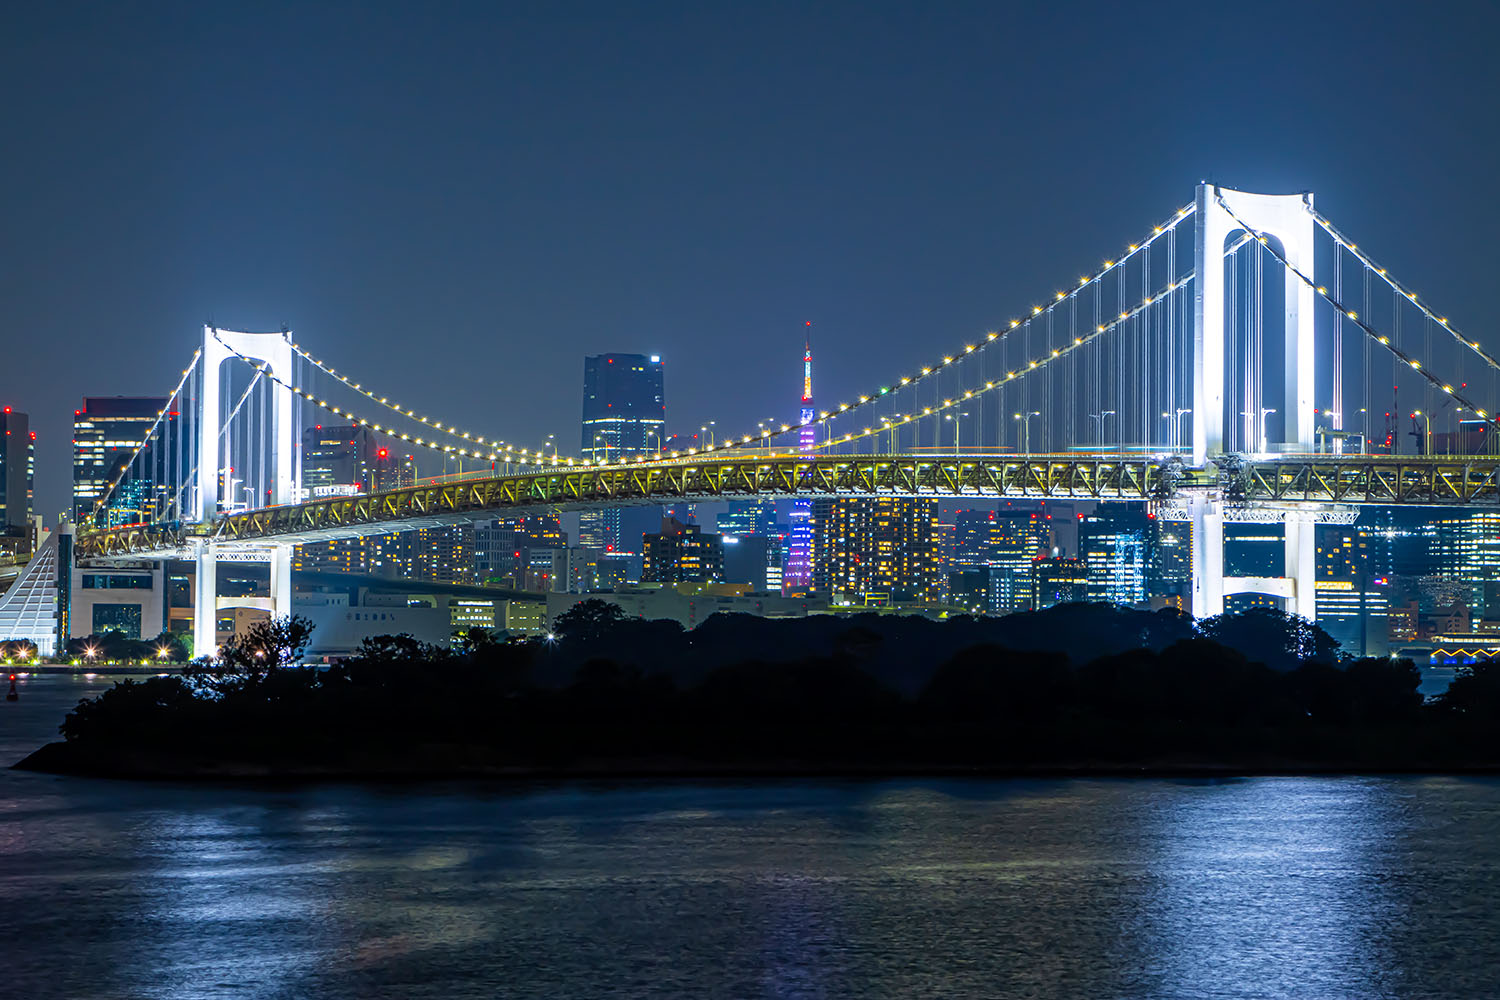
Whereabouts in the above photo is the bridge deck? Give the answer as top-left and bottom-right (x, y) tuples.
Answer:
(75, 452), (1500, 559)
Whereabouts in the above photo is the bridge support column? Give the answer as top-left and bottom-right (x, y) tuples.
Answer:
(192, 542), (218, 660)
(1284, 516), (1318, 621)
(1190, 495), (1225, 618)
(269, 544), (293, 619)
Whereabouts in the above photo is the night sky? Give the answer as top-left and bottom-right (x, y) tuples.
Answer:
(4, 1), (1498, 519)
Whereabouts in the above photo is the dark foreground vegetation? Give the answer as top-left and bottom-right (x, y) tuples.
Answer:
(18, 603), (1500, 779)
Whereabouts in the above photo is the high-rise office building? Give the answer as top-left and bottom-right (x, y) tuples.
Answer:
(813, 497), (944, 604)
(474, 514), (567, 588)
(1315, 524), (1390, 657)
(301, 424), (381, 496)
(579, 353), (665, 551)
(1147, 516), (1191, 609)
(784, 330), (816, 593)
(1426, 511), (1500, 619)
(951, 510), (999, 571)
(294, 428), (418, 575)
(1031, 557), (1088, 609)
(0, 407), (33, 534)
(642, 517), (724, 584)
(73, 396), (168, 524)
(717, 500), (776, 540)
(1079, 509), (1148, 607)
(955, 508), (1050, 613)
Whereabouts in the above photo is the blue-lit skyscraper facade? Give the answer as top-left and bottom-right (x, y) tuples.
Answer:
(579, 353), (665, 552)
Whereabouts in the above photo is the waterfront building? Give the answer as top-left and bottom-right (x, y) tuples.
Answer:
(579, 353), (665, 551)
(73, 396), (168, 524)
(642, 517), (724, 584)
(292, 590), (548, 657)
(70, 564), (167, 641)
(812, 497), (944, 605)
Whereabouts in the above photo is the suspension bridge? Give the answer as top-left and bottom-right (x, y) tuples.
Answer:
(13, 183), (1500, 658)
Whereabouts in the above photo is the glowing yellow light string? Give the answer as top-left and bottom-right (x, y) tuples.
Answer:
(1309, 208), (1500, 375)
(214, 339), (572, 468)
(800, 271), (1197, 453)
(1219, 195), (1499, 428)
(285, 341), (576, 458)
(703, 203), (1198, 457)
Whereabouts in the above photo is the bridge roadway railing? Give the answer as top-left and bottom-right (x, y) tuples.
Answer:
(73, 452), (1500, 560)
(1221, 455), (1500, 506)
(75, 452), (1181, 558)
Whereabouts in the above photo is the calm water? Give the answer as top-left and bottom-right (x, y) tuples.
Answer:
(3, 675), (1499, 999)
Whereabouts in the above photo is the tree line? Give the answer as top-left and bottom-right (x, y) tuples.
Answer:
(50, 602), (1500, 773)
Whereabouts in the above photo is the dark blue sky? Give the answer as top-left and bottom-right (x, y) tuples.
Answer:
(4, 1), (1498, 518)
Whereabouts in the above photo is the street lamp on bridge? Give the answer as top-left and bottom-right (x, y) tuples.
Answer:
(1162, 408), (1192, 454)
(1013, 411), (1041, 455)
(1087, 410), (1115, 451)
(1241, 407), (1276, 454)
(944, 411), (972, 455)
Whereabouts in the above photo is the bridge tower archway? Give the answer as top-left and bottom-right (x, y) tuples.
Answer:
(1193, 184), (1316, 465)
(194, 326), (296, 524)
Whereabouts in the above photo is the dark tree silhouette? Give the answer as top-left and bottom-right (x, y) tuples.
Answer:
(553, 599), (632, 641)
(186, 614), (315, 682)
(1198, 606), (1340, 671)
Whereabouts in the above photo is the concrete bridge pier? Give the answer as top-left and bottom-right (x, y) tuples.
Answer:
(1189, 494), (1225, 618)
(190, 542), (296, 660)
(269, 544), (293, 620)
(1189, 498), (1319, 621)
(192, 541), (217, 660)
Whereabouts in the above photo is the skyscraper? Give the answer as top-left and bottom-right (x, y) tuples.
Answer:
(0, 407), (32, 533)
(0, 407), (34, 559)
(579, 353), (665, 551)
(955, 507), (1051, 613)
(784, 326), (815, 592)
(300, 424), (381, 496)
(642, 517), (724, 584)
(813, 497), (944, 604)
(1315, 524), (1390, 658)
(73, 396), (168, 524)
(1079, 508), (1148, 607)
(717, 500), (776, 539)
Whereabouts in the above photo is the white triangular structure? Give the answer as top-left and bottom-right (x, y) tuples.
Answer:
(0, 525), (71, 657)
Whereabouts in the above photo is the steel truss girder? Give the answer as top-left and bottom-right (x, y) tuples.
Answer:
(1234, 458), (1500, 505)
(76, 454), (1500, 562)
(77, 454), (1174, 558)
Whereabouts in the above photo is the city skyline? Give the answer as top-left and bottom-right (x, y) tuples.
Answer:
(7, 4), (1500, 519)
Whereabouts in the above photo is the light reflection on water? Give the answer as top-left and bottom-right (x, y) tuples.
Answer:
(3, 679), (1500, 998)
